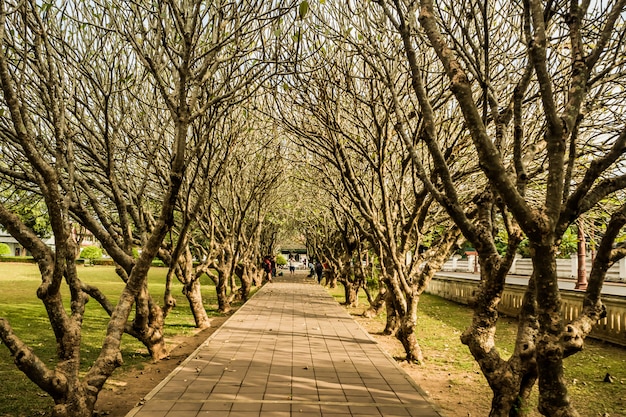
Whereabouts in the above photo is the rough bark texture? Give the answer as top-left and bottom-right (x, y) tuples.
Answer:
(396, 295), (423, 364)
(343, 281), (359, 308)
(209, 252), (234, 314)
(383, 288), (400, 335)
(184, 279), (211, 329)
(532, 244), (579, 417)
(215, 272), (231, 314)
(179, 250), (212, 329)
(363, 285), (387, 318)
(408, 1), (626, 414)
(325, 267), (338, 288)
(235, 263), (254, 302)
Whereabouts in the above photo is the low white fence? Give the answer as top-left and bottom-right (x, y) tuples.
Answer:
(442, 255), (626, 282)
(427, 275), (626, 347)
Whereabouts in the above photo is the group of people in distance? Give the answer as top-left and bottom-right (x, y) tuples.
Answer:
(261, 255), (325, 284)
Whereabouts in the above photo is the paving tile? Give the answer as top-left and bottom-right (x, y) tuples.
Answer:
(259, 412), (291, 417)
(150, 391), (183, 401)
(231, 402), (263, 412)
(377, 405), (413, 416)
(137, 401), (172, 412)
(169, 402), (202, 412)
(319, 404), (352, 415)
(131, 411), (168, 417)
(261, 403), (291, 412)
(164, 411), (197, 417)
(350, 405), (383, 416)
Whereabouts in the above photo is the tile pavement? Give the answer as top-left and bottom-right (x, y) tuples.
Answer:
(125, 273), (444, 417)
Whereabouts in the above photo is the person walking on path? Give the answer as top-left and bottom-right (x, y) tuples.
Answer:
(315, 260), (324, 284)
(270, 256), (277, 279)
(288, 257), (296, 275)
(262, 255), (273, 283)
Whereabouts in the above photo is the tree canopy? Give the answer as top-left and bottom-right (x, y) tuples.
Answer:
(0, 1), (625, 416)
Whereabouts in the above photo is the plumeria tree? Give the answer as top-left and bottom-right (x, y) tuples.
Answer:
(275, 3), (464, 362)
(372, 1), (626, 415)
(0, 1), (292, 416)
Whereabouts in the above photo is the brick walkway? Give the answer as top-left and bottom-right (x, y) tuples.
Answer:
(126, 273), (444, 417)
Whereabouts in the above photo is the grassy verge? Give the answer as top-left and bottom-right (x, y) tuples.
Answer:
(328, 285), (626, 417)
(0, 263), (227, 417)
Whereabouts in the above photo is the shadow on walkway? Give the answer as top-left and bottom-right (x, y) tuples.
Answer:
(126, 271), (444, 417)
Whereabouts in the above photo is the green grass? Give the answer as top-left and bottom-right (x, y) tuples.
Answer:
(0, 263), (226, 417)
(329, 285), (626, 417)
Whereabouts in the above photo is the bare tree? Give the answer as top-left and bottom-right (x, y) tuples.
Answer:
(0, 1), (290, 415)
(157, 106), (245, 329)
(373, 0), (626, 415)
(274, 3), (464, 362)
(0, 1), (186, 415)
(201, 127), (284, 311)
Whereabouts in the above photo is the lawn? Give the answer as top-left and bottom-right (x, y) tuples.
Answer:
(0, 263), (223, 417)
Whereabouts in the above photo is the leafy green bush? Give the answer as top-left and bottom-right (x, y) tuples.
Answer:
(151, 259), (166, 267)
(275, 254), (287, 266)
(0, 243), (10, 256)
(80, 246), (103, 261)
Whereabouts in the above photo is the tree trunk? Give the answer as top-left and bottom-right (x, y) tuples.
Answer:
(162, 267), (178, 319)
(238, 275), (252, 301)
(343, 280), (359, 307)
(383, 289), (399, 335)
(512, 368), (538, 417)
(144, 300), (169, 360)
(51, 381), (95, 417)
(184, 279), (211, 329)
(253, 266), (263, 287)
(131, 288), (169, 361)
(396, 295), (423, 364)
(215, 270), (231, 313)
(128, 283), (169, 360)
(0, 316), (99, 417)
(177, 246), (211, 328)
(229, 272), (238, 301)
(236, 263), (254, 302)
(326, 267), (337, 288)
(532, 244), (579, 417)
(363, 285), (386, 318)
(460, 247), (538, 417)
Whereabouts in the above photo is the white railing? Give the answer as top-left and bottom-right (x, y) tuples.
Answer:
(427, 276), (626, 347)
(441, 255), (626, 282)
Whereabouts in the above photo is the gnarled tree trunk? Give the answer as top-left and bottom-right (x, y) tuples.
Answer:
(184, 279), (211, 329)
(531, 243), (578, 417)
(363, 284), (387, 318)
(383, 286), (400, 335)
(396, 293), (423, 363)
